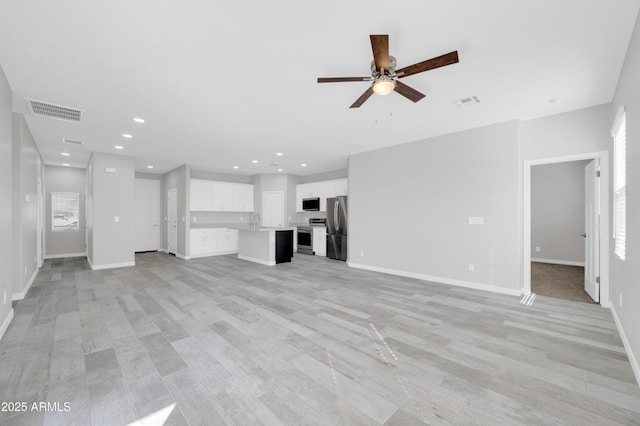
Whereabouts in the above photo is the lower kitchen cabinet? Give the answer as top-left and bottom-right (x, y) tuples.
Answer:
(190, 228), (239, 258)
(312, 227), (327, 257)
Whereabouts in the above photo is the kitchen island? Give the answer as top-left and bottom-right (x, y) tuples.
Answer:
(237, 227), (294, 266)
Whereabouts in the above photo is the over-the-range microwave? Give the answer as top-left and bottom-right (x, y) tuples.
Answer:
(302, 197), (320, 211)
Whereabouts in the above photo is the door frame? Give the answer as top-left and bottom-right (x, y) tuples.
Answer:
(523, 151), (610, 307)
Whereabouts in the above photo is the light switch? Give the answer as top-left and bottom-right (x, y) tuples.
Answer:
(105, 167), (116, 174)
(468, 216), (484, 225)
(114, 216), (120, 223)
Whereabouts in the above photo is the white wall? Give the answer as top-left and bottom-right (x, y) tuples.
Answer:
(45, 165), (87, 257)
(349, 120), (521, 294)
(0, 66), (13, 340)
(11, 113), (41, 299)
(610, 11), (640, 385)
(531, 160), (589, 264)
(87, 152), (135, 269)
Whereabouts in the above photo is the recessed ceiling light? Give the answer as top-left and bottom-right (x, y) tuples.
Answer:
(123, 134), (133, 139)
(146, 165), (154, 169)
(252, 160), (259, 164)
(301, 163), (307, 167)
(62, 163), (70, 167)
(61, 152), (70, 156)
(276, 152), (283, 156)
(114, 145), (124, 150)
(549, 97), (565, 104)
(233, 166), (239, 169)
(133, 118), (145, 123)
(277, 168), (283, 172)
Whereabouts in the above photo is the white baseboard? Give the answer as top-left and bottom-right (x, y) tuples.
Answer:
(44, 252), (87, 259)
(238, 255), (275, 266)
(90, 261), (135, 271)
(12, 267), (39, 301)
(347, 262), (522, 297)
(0, 308), (14, 342)
(531, 258), (585, 267)
(159, 248), (168, 253)
(176, 253), (188, 260)
(610, 306), (640, 387)
(190, 251), (239, 259)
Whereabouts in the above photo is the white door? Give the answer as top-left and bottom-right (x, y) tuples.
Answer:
(167, 188), (178, 255)
(584, 160), (600, 302)
(262, 191), (284, 227)
(135, 179), (160, 252)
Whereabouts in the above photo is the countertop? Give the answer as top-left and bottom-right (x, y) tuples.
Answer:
(238, 226), (296, 233)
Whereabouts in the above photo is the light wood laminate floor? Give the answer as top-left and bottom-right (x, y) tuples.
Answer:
(1, 252), (639, 425)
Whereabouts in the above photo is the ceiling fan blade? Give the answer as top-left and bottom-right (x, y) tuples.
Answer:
(350, 86), (374, 108)
(394, 80), (425, 103)
(396, 51), (459, 78)
(370, 34), (389, 71)
(317, 77), (371, 83)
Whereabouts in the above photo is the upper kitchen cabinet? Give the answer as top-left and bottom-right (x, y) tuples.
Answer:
(296, 178), (348, 212)
(190, 179), (214, 211)
(190, 179), (254, 212)
(232, 183), (254, 212)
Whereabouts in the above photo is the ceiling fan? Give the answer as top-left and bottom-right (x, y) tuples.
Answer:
(317, 34), (459, 108)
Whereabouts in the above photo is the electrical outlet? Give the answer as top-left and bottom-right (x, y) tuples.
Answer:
(3, 291), (6, 304)
(535, 246), (541, 253)
(619, 293), (623, 308)
(193, 216), (197, 222)
(360, 251), (364, 257)
(24, 266), (27, 275)
(240, 216), (244, 222)
(469, 264), (475, 272)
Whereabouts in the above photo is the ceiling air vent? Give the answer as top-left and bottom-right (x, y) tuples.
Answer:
(26, 98), (83, 122)
(62, 138), (84, 146)
(454, 96), (480, 108)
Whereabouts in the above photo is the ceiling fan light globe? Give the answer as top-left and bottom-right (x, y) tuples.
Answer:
(372, 79), (395, 96)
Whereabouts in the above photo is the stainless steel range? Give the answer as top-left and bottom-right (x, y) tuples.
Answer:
(297, 218), (326, 255)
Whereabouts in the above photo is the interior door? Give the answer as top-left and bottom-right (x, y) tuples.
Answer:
(167, 188), (178, 255)
(262, 191), (284, 227)
(135, 179), (159, 252)
(584, 159), (599, 302)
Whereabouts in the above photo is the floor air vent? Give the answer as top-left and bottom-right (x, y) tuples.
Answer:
(26, 98), (83, 122)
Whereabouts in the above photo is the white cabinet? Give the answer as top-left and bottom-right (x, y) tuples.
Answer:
(190, 179), (214, 211)
(190, 228), (239, 258)
(217, 229), (239, 253)
(212, 181), (233, 211)
(190, 229), (217, 256)
(190, 179), (254, 212)
(296, 178), (348, 212)
(232, 183), (254, 212)
(312, 227), (326, 257)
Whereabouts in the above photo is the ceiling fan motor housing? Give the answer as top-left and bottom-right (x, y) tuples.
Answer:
(371, 56), (397, 77)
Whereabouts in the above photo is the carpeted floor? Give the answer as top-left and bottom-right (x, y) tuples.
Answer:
(531, 262), (597, 304)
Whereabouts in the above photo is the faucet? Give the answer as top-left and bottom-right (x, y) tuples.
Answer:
(252, 213), (260, 229)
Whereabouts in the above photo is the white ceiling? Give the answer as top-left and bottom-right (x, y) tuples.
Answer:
(1, 1), (638, 176)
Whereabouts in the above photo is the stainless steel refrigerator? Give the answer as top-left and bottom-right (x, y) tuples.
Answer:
(326, 196), (347, 260)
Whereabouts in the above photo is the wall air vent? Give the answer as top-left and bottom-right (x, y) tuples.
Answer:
(454, 96), (480, 108)
(62, 138), (84, 146)
(26, 98), (83, 122)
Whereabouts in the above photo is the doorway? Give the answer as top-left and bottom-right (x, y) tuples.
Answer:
(135, 179), (160, 252)
(524, 152), (610, 307)
(262, 191), (285, 228)
(167, 188), (177, 255)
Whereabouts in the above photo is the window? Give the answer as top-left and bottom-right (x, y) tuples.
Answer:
(612, 107), (626, 260)
(52, 192), (79, 232)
